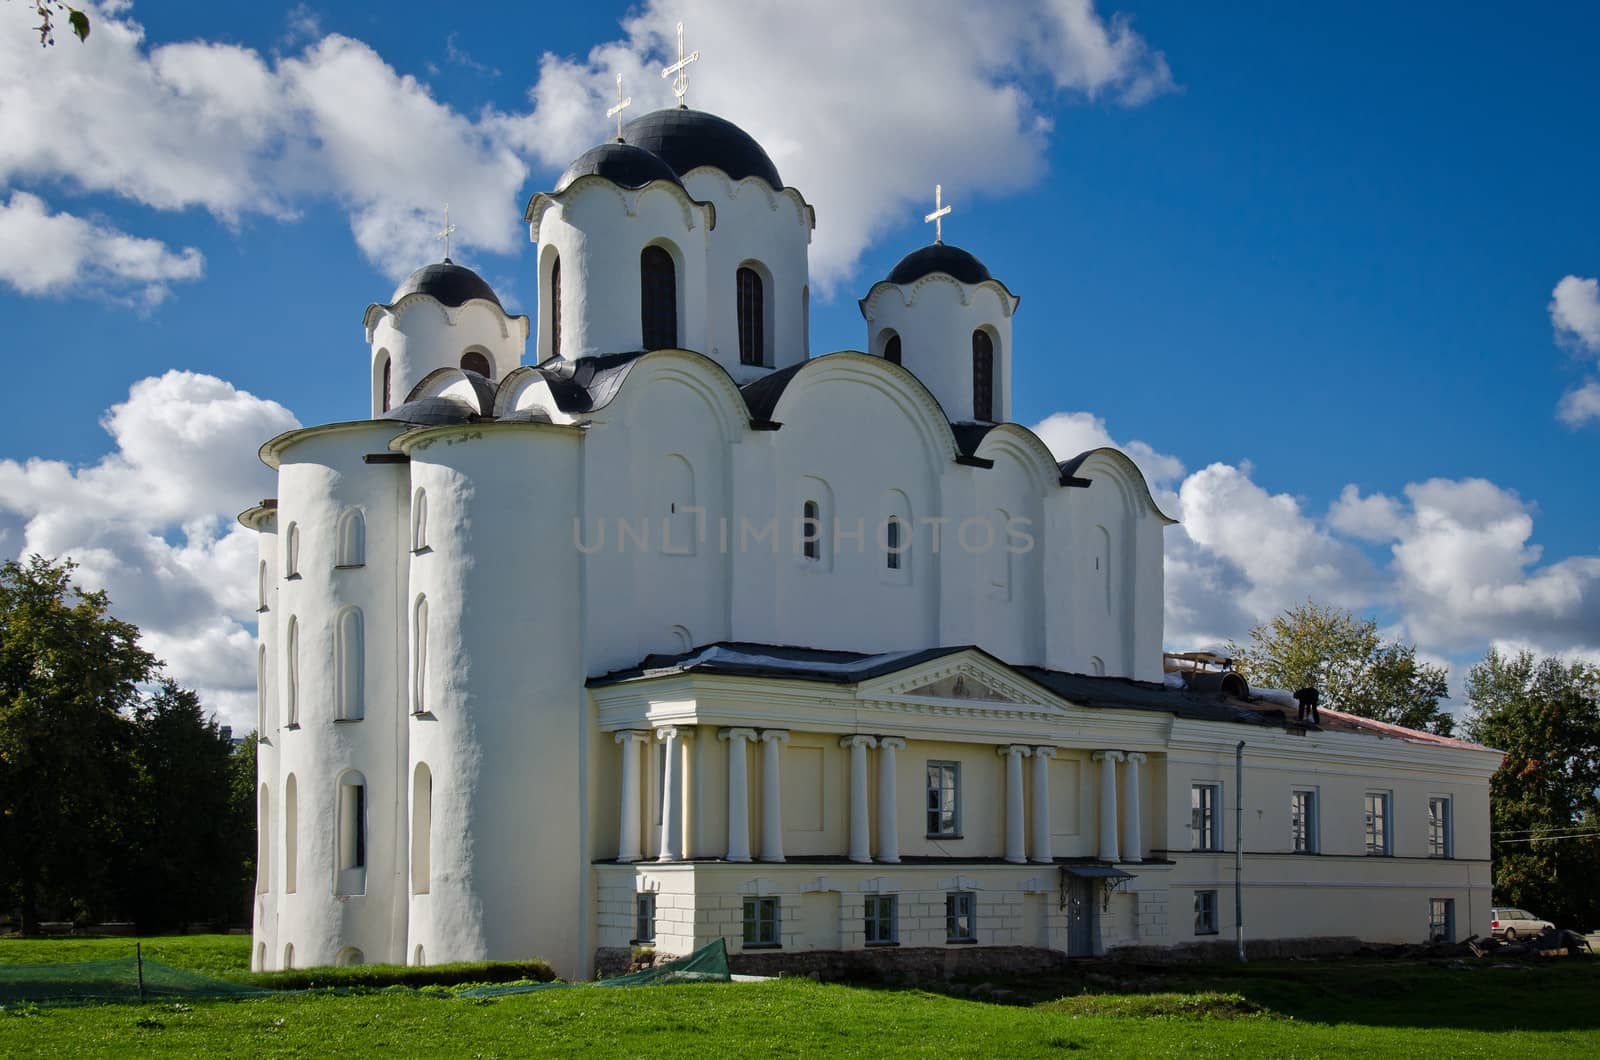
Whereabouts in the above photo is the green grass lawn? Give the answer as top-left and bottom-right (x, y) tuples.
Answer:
(3, 935), (1599, 1057)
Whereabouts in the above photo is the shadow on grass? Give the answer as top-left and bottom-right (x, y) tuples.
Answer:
(929, 957), (1600, 1033)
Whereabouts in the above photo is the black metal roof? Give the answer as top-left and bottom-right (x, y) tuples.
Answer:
(532, 350), (650, 414)
(886, 243), (993, 286)
(388, 259), (502, 309)
(381, 395), (480, 427)
(555, 141), (683, 194)
(620, 108), (783, 188)
(738, 362), (807, 421)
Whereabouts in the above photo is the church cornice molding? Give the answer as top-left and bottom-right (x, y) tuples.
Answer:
(525, 178), (715, 245)
(363, 295), (528, 343)
(259, 418), (406, 470)
(968, 425), (1062, 498)
(388, 417), (585, 457)
(858, 273), (1020, 320)
(680, 167), (816, 234)
(1061, 447), (1178, 525)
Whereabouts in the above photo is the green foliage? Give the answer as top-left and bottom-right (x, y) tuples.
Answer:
(1228, 600), (1454, 734)
(15, 2), (89, 46)
(1465, 648), (1600, 929)
(250, 959), (558, 992)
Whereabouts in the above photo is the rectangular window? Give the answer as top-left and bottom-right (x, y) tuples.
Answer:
(1291, 789), (1318, 853)
(926, 762), (961, 837)
(1365, 792), (1391, 856)
(1428, 797), (1453, 858)
(945, 892), (976, 942)
(742, 897), (781, 948)
(634, 893), (656, 944)
(1194, 890), (1219, 935)
(865, 894), (898, 945)
(1429, 898), (1455, 944)
(1191, 783), (1220, 851)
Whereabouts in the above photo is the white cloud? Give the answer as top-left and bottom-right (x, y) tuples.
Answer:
(1326, 482), (1405, 542)
(1558, 380), (1600, 426)
(508, 0), (1174, 289)
(1551, 275), (1600, 353)
(1031, 410), (1185, 487)
(0, 191), (202, 304)
(0, 371), (298, 731)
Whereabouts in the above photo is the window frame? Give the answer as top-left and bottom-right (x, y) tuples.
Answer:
(945, 891), (977, 943)
(1429, 897), (1455, 943)
(460, 349), (492, 378)
(1365, 791), (1392, 856)
(634, 893), (657, 944)
(1427, 795), (1453, 859)
(800, 499), (822, 562)
(736, 264), (767, 367)
(1191, 782), (1221, 852)
(742, 896), (781, 948)
(865, 894), (898, 946)
(972, 328), (995, 421)
(1194, 890), (1219, 935)
(926, 761), (962, 838)
(640, 244), (679, 351)
(550, 253), (562, 359)
(1291, 788), (1319, 854)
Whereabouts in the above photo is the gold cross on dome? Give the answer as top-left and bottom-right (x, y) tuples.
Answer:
(661, 21), (700, 103)
(924, 184), (952, 244)
(436, 204), (457, 260)
(606, 73), (632, 140)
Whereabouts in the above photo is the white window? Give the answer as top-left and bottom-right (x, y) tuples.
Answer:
(635, 893), (656, 943)
(742, 896), (781, 947)
(1194, 890), (1219, 935)
(865, 894), (898, 945)
(1191, 783), (1221, 851)
(1365, 792), (1392, 855)
(411, 763), (432, 895)
(926, 761), (960, 837)
(411, 595), (428, 715)
(334, 606), (364, 721)
(284, 522), (300, 578)
(945, 892), (976, 942)
(257, 560), (269, 612)
(411, 489), (429, 552)
(285, 616), (300, 727)
(1429, 898), (1456, 943)
(284, 773), (298, 894)
(335, 508), (366, 568)
(337, 773), (367, 895)
(1427, 796), (1453, 858)
(1291, 789), (1318, 853)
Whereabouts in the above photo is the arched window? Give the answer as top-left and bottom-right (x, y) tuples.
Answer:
(335, 607), (364, 721)
(283, 943), (294, 970)
(661, 453), (696, 555)
(284, 773), (298, 894)
(284, 522), (300, 577)
(460, 350), (492, 377)
(255, 942), (265, 972)
(885, 516), (905, 570)
(337, 947), (365, 967)
(1093, 525), (1112, 615)
(1089, 656), (1106, 676)
(413, 944), (426, 967)
(640, 245), (677, 350)
(257, 560), (269, 611)
(801, 499), (821, 561)
(412, 763), (432, 895)
(377, 351), (392, 414)
(336, 509), (365, 568)
(336, 770), (367, 895)
(411, 489), (428, 552)
(256, 784), (270, 894)
(883, 332), (902, 366)
(550, 254), (563, 359)
(988, 509), (1012, 600)
(285, 616), (300, 727)
(737, 266), (765, 366)
(972, 329), (994, 421)
(411, 595), (429, 715)
(256, 644), (268, 737)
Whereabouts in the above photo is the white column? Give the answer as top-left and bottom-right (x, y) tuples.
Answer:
(1092, 750), (1124, 862)
(999, 745), (1032, 864)
(719, 728), (757, 862)
(842, 735), (877, 863)
(758, 730), (788, 863)
(656, 726), (690, 862)
(877, 737), (905, 864)
(1121, 752), (1146, 863)
(1030, 746), (1056, 864)
(614, 730), (650, 862)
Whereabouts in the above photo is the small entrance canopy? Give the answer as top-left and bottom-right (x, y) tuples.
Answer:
(1061, 864), (1136, 880)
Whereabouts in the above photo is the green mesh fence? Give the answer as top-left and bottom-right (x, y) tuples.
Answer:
(455, 938), (732, 997)
(0, 956), (271, 1005)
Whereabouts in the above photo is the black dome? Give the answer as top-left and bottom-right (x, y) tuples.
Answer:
(556, 141), (682, 194)
(619, 108), (782, 188)
(390, 259), (502, 309)
(886, 243), (993, 286)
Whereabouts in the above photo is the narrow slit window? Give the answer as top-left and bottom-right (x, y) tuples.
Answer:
(737, 266), (765, 366)
(884, 333), (902, 366)
(801, 500), (821, 561)
(972, 329), (994, 421)
(550, 255), (562, 359)
(640, 246), (678, 350)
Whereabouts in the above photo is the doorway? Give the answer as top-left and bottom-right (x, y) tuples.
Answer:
(1067, 876), (1096, 956)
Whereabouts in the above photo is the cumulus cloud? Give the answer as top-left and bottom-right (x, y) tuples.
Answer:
(1557, 380), (1600, 426)
(1551, 275), (1600, 352)
(0, 371), (298, 731)
(506, 0), (1174, 289)
(0, 191), (202, 304)
(1031, 410), (1185, 487)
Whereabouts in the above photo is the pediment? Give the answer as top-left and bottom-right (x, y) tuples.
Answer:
(861, 651), (1055, 710)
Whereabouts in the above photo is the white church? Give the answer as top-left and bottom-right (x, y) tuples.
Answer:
(244, 61), (1501, 976)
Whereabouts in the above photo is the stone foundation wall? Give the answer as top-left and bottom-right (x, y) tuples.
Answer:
(727, 945), (1070, 982)
(1106, 935), (1365, 962)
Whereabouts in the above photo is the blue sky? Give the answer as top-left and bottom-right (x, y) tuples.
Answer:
(1, 1), (1596, 727)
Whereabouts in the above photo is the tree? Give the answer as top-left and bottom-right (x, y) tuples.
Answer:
(1227, 600), (1454, 735)
(227, 733), (259, 926)
(1464, 648), (1600, 930)
(0, 556), (157, 933)
(13, 1), (88, 46)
